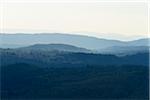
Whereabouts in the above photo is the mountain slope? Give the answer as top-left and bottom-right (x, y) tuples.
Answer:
(98, 46), (149, 56)
(1, 48), (149, 67)
(1, 63), (149, 99)
(1, 33), (149, 49)
(127, 38), (149, 46)
(1, 46), (149, 99)
(18, 44), (91, 53)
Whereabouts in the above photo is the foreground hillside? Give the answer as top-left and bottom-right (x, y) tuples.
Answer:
(1, 63), (149, 99)
(0, 47), (149, 99)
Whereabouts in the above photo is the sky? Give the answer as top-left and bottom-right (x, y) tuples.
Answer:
(0, 0), (149, 40)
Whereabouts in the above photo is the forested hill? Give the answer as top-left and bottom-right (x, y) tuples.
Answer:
(0, 48), (149, 67)
(1, 45), (149, 99)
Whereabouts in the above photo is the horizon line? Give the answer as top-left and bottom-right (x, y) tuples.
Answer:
(0, 32), (149, 42)
(0, 32), (150, 42)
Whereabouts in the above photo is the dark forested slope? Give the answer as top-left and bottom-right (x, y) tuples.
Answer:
(0, 47), (149, 99)
(1, 63), (149, 99)
(0, 48), (149, 67)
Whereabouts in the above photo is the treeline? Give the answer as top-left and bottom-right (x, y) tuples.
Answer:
(0, 49), (149, 67)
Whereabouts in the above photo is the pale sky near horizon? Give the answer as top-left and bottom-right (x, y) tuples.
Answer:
(0, 0), (149, 40)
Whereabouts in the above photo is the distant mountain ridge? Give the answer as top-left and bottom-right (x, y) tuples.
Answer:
(19, 44), (91, 53)
(98, 46), (149, 56)
(0, 33), (149, 49)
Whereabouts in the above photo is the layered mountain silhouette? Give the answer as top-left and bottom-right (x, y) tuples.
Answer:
(1, 33), (149, 99)
(0, 33), (149, 49)
(0, 33), (149, 56)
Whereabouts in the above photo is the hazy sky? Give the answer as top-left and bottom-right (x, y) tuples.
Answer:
(0, 0), (149, 40)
